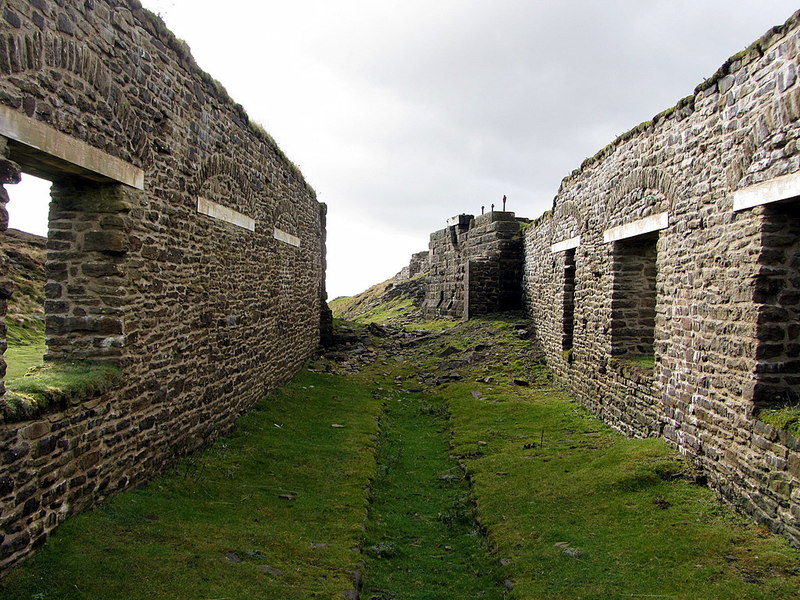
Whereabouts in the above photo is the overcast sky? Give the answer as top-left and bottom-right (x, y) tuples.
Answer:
(7, 1), (799, 298)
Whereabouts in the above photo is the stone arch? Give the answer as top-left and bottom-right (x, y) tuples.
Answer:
(555, 199), (580, 221)
(725, 128), (759, 192)
(272, 198), (299, 236)
(0, 30), (152, 166)
(554, 200), (580, 239)
(194, 155), (255, 211)
(607, 167), (677, 214)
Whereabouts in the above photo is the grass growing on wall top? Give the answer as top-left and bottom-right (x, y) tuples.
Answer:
(2, 361), (123, 422)
(759, 405), (800, 436)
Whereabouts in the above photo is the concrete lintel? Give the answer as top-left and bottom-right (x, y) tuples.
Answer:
(603, 212), (669, 243)
(550, 235), (581, 253)
(0, 106), (144, 189)
(197, 197), (255, 231)
(732, 171), (800, 211)
(274, 227), (300, 247)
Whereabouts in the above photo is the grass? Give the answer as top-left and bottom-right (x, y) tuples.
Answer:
(346, 296), (416, 325)
(3, 317), (47, 392)
(624, 353), (656, 369)
(447, 383), (800, 598)
(2, 315), (799, 599)
(404, 318), (459, 332)
(758, 405), (800, 436)
(427, 320), (800, 600)
(3, 341), (46, 382)
(0, 369), (382, 599)
(365, 313), (800, 598)
(361, 387), (504, 598)
(2, 360), (123, 422)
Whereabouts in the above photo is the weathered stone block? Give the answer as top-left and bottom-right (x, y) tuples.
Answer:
(20, 422), (50, 441)
(83, 231), (128, 254)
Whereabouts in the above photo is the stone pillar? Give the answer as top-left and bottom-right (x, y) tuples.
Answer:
(45, 179), (134, 362)
(0, 136), (21, 397)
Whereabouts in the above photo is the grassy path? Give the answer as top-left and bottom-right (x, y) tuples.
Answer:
(2, 315), (800, 599)
(361, 387), (504, 599)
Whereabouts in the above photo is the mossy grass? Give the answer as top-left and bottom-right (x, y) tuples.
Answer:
(367, 314), (799, 598)
(4, 320), (47, 384)
(404, 318), (458, 332)
(3, 315), (799, 598)
(429, 321), (800, 599)
(2, 360), (122, 422)
(0, 370), (382, 599)
(352, 296), (416, 324)
(5, 319), (45, 347)
(758, 405), (800, 436)
(619, 353), (656, 370)
(361, 387), (503, 598)
(3, 342), (46, 382)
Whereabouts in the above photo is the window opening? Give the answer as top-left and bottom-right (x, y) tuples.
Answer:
(610, 233), (658, 365)
(3, 173), (50, 383)
(753, 203), (800, 411)
(562, 248), (576, 351)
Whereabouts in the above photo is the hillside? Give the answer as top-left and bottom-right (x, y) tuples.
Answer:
(1, 228), (46, 345)
(329, 271), (428, 325)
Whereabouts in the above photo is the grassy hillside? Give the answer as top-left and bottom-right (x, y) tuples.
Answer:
(1, 228), (46, 379)
(330, 273), (428, 326)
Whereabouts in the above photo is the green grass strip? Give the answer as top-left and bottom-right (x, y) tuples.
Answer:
(446, 381), (800, 599)
(0, 369), (382, 600)
(362, 388), (504, 599)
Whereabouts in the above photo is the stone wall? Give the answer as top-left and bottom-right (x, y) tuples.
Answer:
(0, 0), (327, 569)
(395, 250), (429, 281)
(423, 211), (528, 319)
(524, 10), (800, 546)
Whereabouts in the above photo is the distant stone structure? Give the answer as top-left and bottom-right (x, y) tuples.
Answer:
(0, 0), (327, 568)
(524, 11), (800, 546)
(423, 211), (529, 319)
(396, 250), (429, 281)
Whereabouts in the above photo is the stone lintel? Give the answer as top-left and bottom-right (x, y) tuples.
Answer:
(197, 197), (255, 231)
(732, 171), (800, 211)
(0, 106), (144, 189)
(447, 214), (473, 227)
(603, 212), (669, 243)
(273, 227), (300, 247)
(550, 235), (581, 253)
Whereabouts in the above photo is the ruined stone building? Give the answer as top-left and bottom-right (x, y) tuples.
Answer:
(412, 11), (800, 548)
(524, 12), (800, 546)
(0, 0), (327, 567)
(423, 211), (529, 319)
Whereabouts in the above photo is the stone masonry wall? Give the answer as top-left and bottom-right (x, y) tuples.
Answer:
(524, 11), (800, 546)
(424, 211), (528, 319)
(0, 1), (327, 569)
(396, 250), (429, 281)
